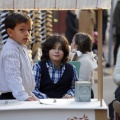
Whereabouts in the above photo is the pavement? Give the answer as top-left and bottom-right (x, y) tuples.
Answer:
(92, 43), (117, 119)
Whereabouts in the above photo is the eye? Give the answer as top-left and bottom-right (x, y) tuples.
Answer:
(20, 28), (24, 32)
(52, 46), (56, 49)
(58, 47), (63, 50)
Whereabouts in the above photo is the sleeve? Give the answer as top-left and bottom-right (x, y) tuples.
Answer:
(65, 65), (78, 96)
(3, 50), (29, 101)
(113, 50), (120, 86)
(32, 62), (48, 99)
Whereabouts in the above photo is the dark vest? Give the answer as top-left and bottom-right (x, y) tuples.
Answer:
(38, 61), (74, 98)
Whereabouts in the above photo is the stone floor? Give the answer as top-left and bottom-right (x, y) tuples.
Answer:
(92, 42), (116, 119)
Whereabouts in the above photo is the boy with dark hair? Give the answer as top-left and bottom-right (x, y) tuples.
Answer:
(0, 12), (36, 101)
(33, 35), (78, 98)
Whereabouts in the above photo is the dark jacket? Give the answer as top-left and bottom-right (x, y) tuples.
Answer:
(65, 11), (78, 44)
(39, 61), (74, 98)
(114, 1), (120, 35)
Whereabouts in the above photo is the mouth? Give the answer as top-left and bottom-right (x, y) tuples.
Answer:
(53, 55), (60, 57)
(23, 38), (29, 41)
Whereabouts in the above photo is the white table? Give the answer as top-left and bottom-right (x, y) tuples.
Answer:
(0, 99), (107, 120)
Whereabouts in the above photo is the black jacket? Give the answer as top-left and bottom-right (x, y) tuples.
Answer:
(114, 1), (120, 35)
(65, 11), (78, 44)
(39, 61), (74, 98)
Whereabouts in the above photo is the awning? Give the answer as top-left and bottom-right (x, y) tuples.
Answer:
(0, 0), (111, 10)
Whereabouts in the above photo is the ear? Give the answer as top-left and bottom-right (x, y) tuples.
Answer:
(75, 44), (78, 49)
(6, 28), (13, 37)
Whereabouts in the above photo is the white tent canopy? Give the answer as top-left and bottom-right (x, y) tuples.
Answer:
(0, 0), (111, 10)
(0, 0), (111, 106)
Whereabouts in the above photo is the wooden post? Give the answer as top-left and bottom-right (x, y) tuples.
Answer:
(95, 110), (107, 120)
(97, 9), (103, 106)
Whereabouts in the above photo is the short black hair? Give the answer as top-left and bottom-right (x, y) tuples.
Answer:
(41, 35), (70, 64)
(74, 32), (93, 53)
(5, 12), (32, 30)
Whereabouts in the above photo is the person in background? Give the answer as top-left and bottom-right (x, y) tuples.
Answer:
(79, 10), (96, 41)
(109, 48), (120, 120)
(102, 10), (108, 45)
(0, 12), (36, 101)
(65, 10), (78, 44)
(113, 100), (120, 119)
(113, 0), (120, 65)
(92, 31), (98, 53)
(33, 35), (78, 99)
(94, 9), (108, 45)
(70, 32), (98, 98)
(92, 31), (106, 62)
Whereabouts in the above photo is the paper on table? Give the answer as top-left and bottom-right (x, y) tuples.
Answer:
(39, 99), (72, 105)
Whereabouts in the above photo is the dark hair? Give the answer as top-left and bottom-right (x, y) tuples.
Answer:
(5, 12), (32, 30)
(41, 35), (70, 64)
(74, 32), (93, 53)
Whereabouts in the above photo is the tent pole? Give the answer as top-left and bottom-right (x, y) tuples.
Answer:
(97, 9), (103, 106)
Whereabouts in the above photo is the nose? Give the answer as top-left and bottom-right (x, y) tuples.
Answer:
(25, 30), (30, 36)
(55, 48), (59, 52)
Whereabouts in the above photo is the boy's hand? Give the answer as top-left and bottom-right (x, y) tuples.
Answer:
(62, 94), (73, 99)
(25, 96), (37, 101)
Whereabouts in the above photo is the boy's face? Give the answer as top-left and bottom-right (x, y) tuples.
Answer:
(49, 42), (64, 65)
(7, 22), (32, 45)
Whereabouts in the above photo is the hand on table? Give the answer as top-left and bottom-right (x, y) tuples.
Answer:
(62, 94), (73, 99)
(25, 96), (38, 101)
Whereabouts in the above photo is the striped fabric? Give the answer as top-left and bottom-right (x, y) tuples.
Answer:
(0, 10), (10, 43)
